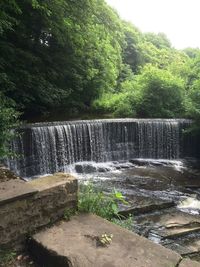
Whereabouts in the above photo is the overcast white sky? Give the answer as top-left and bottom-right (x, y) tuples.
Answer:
(106, 0), (200, 49)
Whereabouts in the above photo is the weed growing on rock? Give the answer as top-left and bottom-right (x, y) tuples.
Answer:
(63, 208), (77, 221)
(0, 249), (16, 266)
(78, 182), (133, 230)
(111, 214), (133, 230)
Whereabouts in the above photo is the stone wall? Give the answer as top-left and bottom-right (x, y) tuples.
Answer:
(0, 173), (78, 249)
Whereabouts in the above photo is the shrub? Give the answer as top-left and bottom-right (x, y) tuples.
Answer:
(78, 182), (133, 230)
(0, 249), (16, 266)
(0, 95), (19, 158)
(136, 65), (185, 118)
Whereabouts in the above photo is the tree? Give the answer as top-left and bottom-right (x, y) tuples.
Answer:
(185, 55), (200, 132)
(0, 0), (124, 118)
(136, 66), (185, 118)
(0, 95), (19, 158)
(0, 0), (21, 34)
(121, 22), (143, 73)
(144, 32), (171, 49)
(183, 48), (200, 59)
(0, 0), (199, 126)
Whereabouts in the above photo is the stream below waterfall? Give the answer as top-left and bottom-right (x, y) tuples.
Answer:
(75, 158), (200, 261)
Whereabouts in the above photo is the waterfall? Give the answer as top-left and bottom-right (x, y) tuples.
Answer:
(6, 119), (195, 177)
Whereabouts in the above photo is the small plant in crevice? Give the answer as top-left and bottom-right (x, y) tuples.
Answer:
(111, 214), (133, 231)
(0, 249), (16, 266)
(78, 182), (134, 230)
(63, 208), (77, 221)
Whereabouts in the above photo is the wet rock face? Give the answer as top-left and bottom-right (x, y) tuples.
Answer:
(129, 158), (182, 167)
(134, 208), (200, 239)
(75, 162), (114, 173)
(75, 163), (97, 173)
(74, 161), (136, 174)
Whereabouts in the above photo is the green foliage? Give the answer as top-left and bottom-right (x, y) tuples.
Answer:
(144, 32), (171, 49)
(122, 22), (143, 73)
(136, 66), (185, 118)
(183, 48), (200, 59)
(0, 0), (124, 117)
(184, 53), (200, 134)
(185, 80), (200, 133)
(186, 81), (200, 117)
(78, 182), (134, 230)
(63, 208), (77, 221)
(0, 0), (199, 132)
(111, 214), (133, 231)
(0, 95), (19, 158)
(93, 91), (137, 118)
(0, 0), (21, 35)
(78, 182), (129, 221)
(94, 65), (185, 118)
(0, 249), (16, 266)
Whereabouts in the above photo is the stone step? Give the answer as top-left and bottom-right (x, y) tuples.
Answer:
(119, 195), (174, 216)
(29, 213), (182, 267)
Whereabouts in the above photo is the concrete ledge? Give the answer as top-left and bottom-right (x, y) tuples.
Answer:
(0, 173), (78, 249)
(29, 213), (181, 267)
(0, 180), (37, 206)
(28, 173), (76, 192)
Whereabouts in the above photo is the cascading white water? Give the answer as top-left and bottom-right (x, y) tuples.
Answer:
(6, 119), (194, 177)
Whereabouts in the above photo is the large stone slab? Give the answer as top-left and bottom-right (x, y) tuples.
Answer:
(179, 258), (200, 267)
(0, 173), (78, 248)
(0, 179), (37, 206)
(29, 213), (181, 267)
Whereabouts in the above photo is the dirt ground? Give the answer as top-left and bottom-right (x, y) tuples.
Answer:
(0, 253), (38, 267)
(0, 166), (20, 182)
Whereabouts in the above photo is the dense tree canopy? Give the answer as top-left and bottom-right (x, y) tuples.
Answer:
(136, 66), (185, 118)
(0, 0), (200, 155)
(0, 0), (124, 117)
(0, 94), (19, 157)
